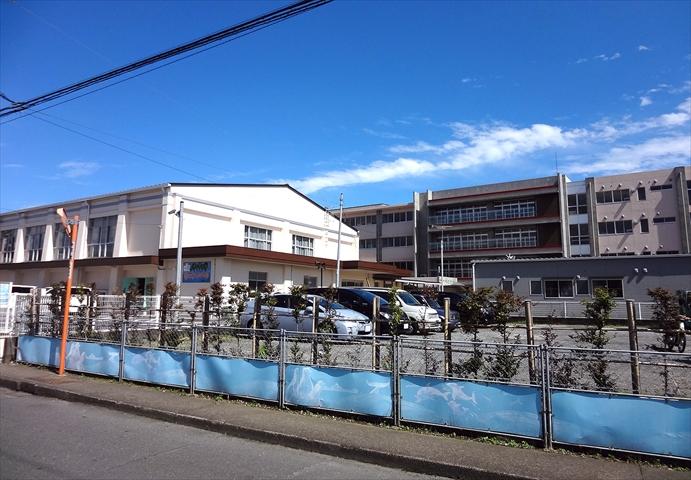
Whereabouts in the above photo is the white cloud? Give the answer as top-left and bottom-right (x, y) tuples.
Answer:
(362, 128), (406, 140)
(0, 163), (23, 168)
(594, 52), (621, 61)
(638, 44), (650, 51)
(57, 161), (100, 178)
(565, 136), (690, 175)
(289, 157), (437, 194)
(575, 58), (588, 64)
(283, 100), (691, 194)
(639, 96), (653, 107)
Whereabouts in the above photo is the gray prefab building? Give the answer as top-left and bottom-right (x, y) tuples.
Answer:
(473, 255), (691, 303)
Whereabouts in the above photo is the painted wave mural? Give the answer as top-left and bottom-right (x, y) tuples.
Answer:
(400, 376), (542, 438)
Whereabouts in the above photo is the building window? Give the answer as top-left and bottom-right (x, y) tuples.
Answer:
(687, 180), (691, 202)
(382, 211), (413, 223)
(384, 261), (414, 270)
(596, 189), (631, 204)
(248, 271), (267, 291)
(342, 280), (364, 287)
(0, 230), (16, 263)
(637, 187), (646, 201)
(652, 217), (675, 224)
(597, 220), (633, 235)
(359, 238), (377, 249)
(544, 279), (574, 298)
(53, 223), (72, 260)
(435, 259), (473, 279)
(303, 276), (318, 288)
(25, 226), (44, 262)
(650, 184), (672, 191)
(576, 279), (589, 295)
(656, 250), (679, 255)
(591, 279), (623, 298)
(501, 280), (513, 293)
(638, 218), (649, 233)
(344, 215), (377, 227)
(567, 193), (587, 215)
(381, 235), (413, 248)
(530, 280), (542, 295)
(244, 225), (272, 251)
(569, 223), (589, 245)
(292, 235), (313, 256)
(87, 216), (116, 258)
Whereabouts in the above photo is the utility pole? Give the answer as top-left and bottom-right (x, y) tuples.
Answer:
(56, 208), (79, 376)
(335, 193), (343, 288)
(168, 200), (184, 292)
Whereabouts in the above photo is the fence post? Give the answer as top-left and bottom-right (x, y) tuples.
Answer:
(252, 295), (261, 359)
(562, 301), (567, 319)
(543, 345), (554, 449)
(371, 296), (380, 370)
(279, 329), (286, 409)
(189, 325), (197, 394)
(119, 321), (127, 383)
(443, 297), (452, 376)
(392, 335), (400, 426)
(202, 294), (210, 353)
(525, 300), (536, 384)
(626, 299), (641, 394)
(311, 296), (318, 365)
(637, 302), (643, 322)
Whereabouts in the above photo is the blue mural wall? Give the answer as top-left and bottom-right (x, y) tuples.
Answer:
(18, 336), (120, 377)
(195, 355), (278, 401)
(123, 347), (191, 388)
(552, 391), (691, 458)
(18, 336), (59, 367)
(401, 376), (542, 439)
(285, 365), (392, 417)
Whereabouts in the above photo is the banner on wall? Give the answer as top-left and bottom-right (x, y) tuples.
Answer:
(182, 261), (211, 283)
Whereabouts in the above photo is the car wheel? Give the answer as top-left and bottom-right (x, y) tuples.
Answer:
(678, 334), (686, 353)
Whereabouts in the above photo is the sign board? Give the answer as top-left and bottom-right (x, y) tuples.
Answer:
(182, 261), (211, 283)
(0, 282), (11, 306)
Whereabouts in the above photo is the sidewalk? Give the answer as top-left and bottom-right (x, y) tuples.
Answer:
(0, 363), (685, 480)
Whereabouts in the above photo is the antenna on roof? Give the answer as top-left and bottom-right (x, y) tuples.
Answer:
(555, 152), (559, 175)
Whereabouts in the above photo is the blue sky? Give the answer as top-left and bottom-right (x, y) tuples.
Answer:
(1, 0), (689, 213)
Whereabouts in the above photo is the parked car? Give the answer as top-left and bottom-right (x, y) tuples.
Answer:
(306, 287), (409, 335)
(360, 288), (441, 334)
(240, 294), (371, 337)
(411, 294), (460, 332)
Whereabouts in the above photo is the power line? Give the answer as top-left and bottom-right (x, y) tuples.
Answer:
(0, 0), (331, 118)
(34, 111), (227, 171)
(31, 113), (210, 181)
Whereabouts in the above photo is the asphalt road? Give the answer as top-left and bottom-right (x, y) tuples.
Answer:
(0, 390), (442, 480)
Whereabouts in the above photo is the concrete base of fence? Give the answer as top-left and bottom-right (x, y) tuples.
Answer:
(1, 337), (17, 363)
(1, 363), (687, 480)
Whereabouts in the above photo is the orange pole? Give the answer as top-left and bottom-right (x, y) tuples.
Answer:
(58, 216), (79, 376)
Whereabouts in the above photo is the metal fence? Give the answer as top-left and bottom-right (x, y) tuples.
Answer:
(14, 318), (691, 460)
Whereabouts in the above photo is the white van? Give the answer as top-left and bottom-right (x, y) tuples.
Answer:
(360, 288), (441, 334)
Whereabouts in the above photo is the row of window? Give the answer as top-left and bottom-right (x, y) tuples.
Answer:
(0, 222), (320, 263)
(522, 278), (624, 298)
(0, 217), (112, 263)
(430, 200), (537, 225)
(244, 226), (316, 256)
(430, 228), (538, 252)
(382, 211), (413, 223)
(596, 189), (630, 204)
(343, 211), (413, 227)
(359, 236), (414, 249)
(343, 215), (377, 227)
(383, 261), (414, 270)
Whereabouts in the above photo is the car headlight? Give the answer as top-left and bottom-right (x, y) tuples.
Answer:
(381, 312), (390, 319)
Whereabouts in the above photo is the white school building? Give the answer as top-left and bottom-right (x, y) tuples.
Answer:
(0, 183), (408, 295)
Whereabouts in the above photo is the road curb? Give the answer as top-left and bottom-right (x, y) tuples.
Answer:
(0, 376), (533, 480)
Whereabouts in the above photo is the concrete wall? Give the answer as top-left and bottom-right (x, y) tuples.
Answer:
(474, 255), (691, 302)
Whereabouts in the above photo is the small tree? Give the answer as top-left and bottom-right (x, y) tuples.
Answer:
(574, 287), (615, 391)
(289, 285), (308, 363)
(387, 287), (404, 335)
(648, 287), (682, 350)
(542, 314), (577, 388)
(483, 290), (524, 382)
(454, 288), (493, 379)
(228, 283), (250, 327)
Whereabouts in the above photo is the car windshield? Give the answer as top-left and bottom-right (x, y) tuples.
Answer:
(318, 298), (346, 310)
(425, 297), (442, 309)
(397, 291), (421, 306)
(354, 290), (389, 306)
